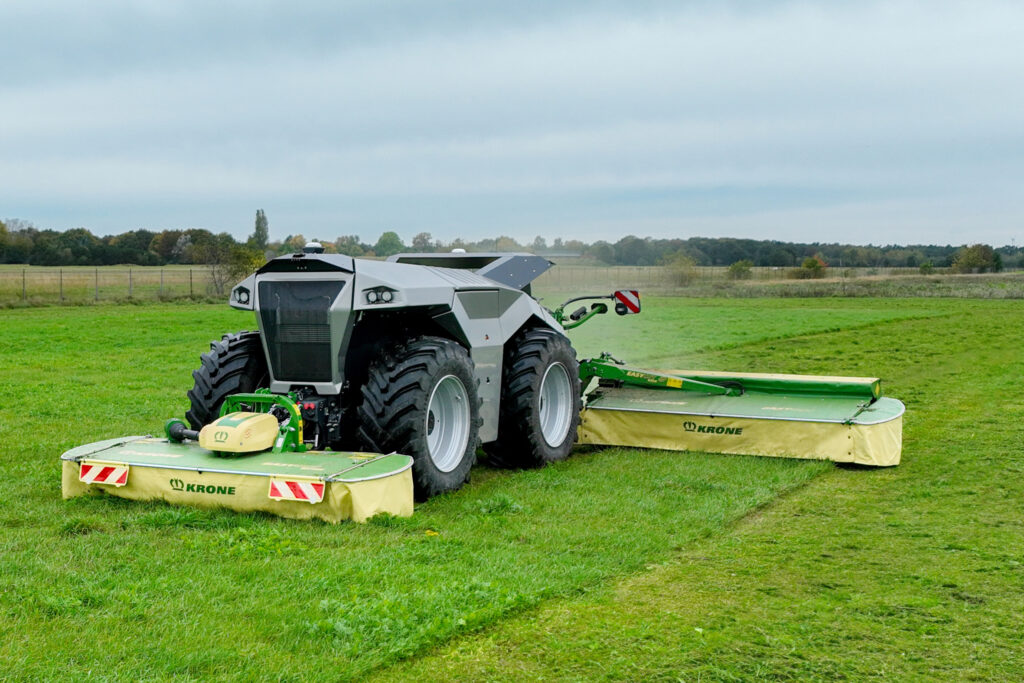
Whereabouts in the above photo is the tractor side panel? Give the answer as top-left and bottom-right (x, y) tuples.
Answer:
(451, 291), (504, 443)
(449, 289), (566, 444)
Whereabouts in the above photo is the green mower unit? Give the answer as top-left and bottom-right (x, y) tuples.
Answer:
(62, 249), (903, 523)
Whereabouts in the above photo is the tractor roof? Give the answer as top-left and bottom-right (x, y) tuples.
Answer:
(388, 252), (553, 290)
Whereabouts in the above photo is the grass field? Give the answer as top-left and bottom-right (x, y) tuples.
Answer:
(1, 298), (1021, 680)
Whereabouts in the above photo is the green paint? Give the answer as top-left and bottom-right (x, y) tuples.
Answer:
(585, 386), (903, 424)
(219, 392), (306, 453)
(62, 436), (410, 482)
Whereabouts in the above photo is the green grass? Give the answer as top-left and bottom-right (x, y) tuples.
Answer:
(1, 298), (1019, 680)
(378, 301), (1024, 681)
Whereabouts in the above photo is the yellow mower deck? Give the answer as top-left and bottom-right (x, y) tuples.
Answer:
(61, 436), (414, 523)
(579, 370), (904, 466)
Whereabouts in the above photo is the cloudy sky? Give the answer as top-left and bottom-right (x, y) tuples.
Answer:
(2, 1), (1022, 246)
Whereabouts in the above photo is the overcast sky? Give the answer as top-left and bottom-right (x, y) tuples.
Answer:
(2, 1), (1022, 246)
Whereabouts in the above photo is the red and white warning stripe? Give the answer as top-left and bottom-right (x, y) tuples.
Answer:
(614, 289), (641, 313)
(268, 478), (325, 504)
(79, 461), (129, 487)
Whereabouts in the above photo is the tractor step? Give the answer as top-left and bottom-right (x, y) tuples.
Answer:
(579, 370), (904, 467)
(61, 436), (413, 523)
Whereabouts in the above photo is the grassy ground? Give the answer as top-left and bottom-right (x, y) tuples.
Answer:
(1, 298), (1019, 679)
(379, 301), (1024, 681)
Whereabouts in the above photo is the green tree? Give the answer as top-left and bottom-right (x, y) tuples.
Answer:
(666, 250), (697, 286)
(615, 236), (655, 266)
(587, 241), (615, 264)
(373, 231), (405, 258)
(412, 232), (434, 251)
(227, 245), (266, 282)
(495, 235), (521, 252)
(334, 235), (365, 257)
(249, 209), (269, 251)
(728, 259), (754, 280)
(801, 256), (825, 278)
(952, 244), (1000, 273)
(150, 230), (183, 263)
(191, 232), (237, 294)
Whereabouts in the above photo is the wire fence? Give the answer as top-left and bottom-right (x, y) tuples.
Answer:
(531, 264), (930, 295)
(0, 264), (947, 306)
(0, 267), (222, 304)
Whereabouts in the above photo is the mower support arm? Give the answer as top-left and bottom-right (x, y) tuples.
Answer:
(579, 355), (741, 397)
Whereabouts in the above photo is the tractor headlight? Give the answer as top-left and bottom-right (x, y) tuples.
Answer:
(364, 287), (396, 305)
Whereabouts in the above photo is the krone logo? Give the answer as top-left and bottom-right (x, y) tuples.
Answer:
(214, 430), (229, 443)
(167, 478), (236, 496)
(683, 421), (744, 436)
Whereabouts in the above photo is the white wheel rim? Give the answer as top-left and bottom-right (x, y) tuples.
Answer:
(539, 362), (573, 447)
(425, 374), (471, 472)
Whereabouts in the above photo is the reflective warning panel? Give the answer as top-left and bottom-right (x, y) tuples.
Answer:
(614, 289), (641, 314)
(268, 478), (325, 504)
(79, 460), (129, 487)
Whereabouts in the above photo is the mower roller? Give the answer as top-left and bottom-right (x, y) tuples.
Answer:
(62, 247), (903, 523)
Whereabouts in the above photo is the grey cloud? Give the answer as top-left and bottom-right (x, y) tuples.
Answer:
(1, 1), (1022, 244)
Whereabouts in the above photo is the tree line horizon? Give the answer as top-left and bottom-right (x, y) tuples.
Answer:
(0, 214), (1017, 271)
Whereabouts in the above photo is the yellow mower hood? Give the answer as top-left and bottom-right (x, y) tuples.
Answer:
(198, 412), (281, 453)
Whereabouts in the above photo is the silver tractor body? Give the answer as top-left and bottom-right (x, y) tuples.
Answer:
(227, 251), (562, 445)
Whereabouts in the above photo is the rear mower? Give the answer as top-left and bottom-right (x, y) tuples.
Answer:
(62, 248), (903, 522)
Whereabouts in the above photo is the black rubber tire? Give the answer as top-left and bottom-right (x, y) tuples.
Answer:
(185, 331), (270, 430)
(356, 336), (480, 501)
(487, 328), (582, 469)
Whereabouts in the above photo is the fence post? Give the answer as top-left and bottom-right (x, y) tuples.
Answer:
(22, 269), (26, 302)
(60, 268), (64, 303)
(128, 267), (133, 298)
(160, 268), (164, 296)
(189, 269), (193, 296)
(95, 267), (99, 301)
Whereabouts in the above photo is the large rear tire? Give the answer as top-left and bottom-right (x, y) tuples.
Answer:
(356, 336), (480, 501)
(487, 328), (581, 468)
(185, 331), (269, 430)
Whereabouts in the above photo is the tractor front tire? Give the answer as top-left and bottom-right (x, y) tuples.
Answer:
(185, 331), (269, 430)
(487, 328), (581, 469)
(356, 336), (480, 501)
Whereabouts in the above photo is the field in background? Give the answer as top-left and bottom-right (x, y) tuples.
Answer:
(4, 262), (1024, 306)
(1, 297), (1022, 680)
(0, 265), (219, 304)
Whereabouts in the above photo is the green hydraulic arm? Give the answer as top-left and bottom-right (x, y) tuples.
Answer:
(579, 353), (741, 397)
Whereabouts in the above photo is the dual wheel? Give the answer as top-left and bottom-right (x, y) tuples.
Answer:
(187, 329), (581, 501)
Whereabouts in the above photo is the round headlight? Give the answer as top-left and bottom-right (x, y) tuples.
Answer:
(366, 290), (379, 304)
(380, 289), (393, 303)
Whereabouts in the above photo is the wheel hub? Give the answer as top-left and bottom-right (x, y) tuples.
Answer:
(539, 362), (573, 447)
(425, 374), (470, 472)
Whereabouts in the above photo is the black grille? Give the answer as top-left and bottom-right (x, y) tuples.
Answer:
(258, 280), (346, 382)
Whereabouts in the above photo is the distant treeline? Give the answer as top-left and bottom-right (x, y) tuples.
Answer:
(1, 217), (1019, 270)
